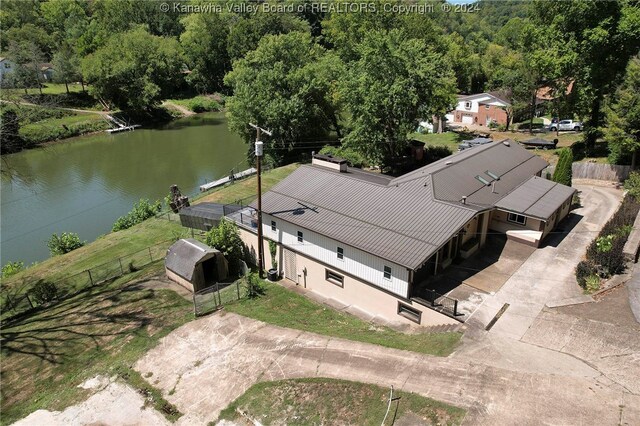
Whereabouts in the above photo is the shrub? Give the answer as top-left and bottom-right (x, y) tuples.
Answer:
(30, 280), (58, 304)
(268, 240), (278, 270)
(1, 261), (24, 278)
(186, 96), (222, 113)
(585, 275), (601, 293)
(552, 148), (573, 187)
(575, 260), (598, 288)
(319, 145), (368, 168)
(246, 273), (266, 298)
(206, 220), (244, 273)
(423, 145), (453, 164)
(112, 199), (161, 231)
(488, 121), (498, 129)
(624, 171), (640, 200)
(47, 232), (85, 255)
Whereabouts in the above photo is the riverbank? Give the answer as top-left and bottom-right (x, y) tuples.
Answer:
(1, 89), (225, 153)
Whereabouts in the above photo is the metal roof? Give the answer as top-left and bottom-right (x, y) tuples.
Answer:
(165, 239), (219, 281)
(495, 176), (576, 220)
(179, 203), (240, 220)
(258, 140), (553, 270)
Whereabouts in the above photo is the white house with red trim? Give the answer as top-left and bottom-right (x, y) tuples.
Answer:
(446, 92), (511, 127)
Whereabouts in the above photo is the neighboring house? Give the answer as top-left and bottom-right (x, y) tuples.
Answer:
(230, 142), (574, 327)
(0, 57), (15, 82)
(40, 63), (54, 81)
(445, 92), (510, 127)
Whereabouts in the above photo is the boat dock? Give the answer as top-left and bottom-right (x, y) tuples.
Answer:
(199, 168), (257, 192)
(104, 114), (141, 133)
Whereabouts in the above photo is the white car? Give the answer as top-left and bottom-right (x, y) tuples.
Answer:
(549, 119), (582, 132)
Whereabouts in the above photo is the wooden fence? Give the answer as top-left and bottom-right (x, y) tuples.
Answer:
(546, 163), (633, 182)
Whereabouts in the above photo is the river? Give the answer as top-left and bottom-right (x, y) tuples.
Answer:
(0, 112), (248, 265)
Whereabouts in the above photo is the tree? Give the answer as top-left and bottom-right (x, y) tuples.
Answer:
(52, 45), (81, 94)
(340, 29), (456, 170)
(82, 27), (184, 111)
(534, 0), (640, 150)
(180, 11), (231, 93)
(605, 58), (640, 166)
(227, 11), (309, 62)
(5, 24), (53, 95)
(552, 148), (573, 187)
(206, 220), (244, 273)
(0, 108), (24, 154)
(224, 31), (344, 164)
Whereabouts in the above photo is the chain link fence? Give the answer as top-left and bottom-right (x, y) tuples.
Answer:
(1, 240), (172, 322)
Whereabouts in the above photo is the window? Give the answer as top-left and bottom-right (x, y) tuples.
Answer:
(397, 302), (421, 324)
(271, 221), (276, 232)
(485, 104), (490, 109)
(464, 101), (472, 109)
(297, 231), (303, 243)
(507, 213), (527, 225)
(337, 246), (344, 260)
(325, 269), (344, 287)
(383, 265), (392, 280)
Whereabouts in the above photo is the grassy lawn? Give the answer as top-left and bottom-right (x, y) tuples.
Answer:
(224, 280), (461, 356)
(196, 163), (300, 204)
(217, 378), (466, 425)
(23, 83), (86, 95)
(0, 263), (192, 425)
(20, 113), (110, 145)
(165, 95), (222, 113)
(410, 132), (461, 151)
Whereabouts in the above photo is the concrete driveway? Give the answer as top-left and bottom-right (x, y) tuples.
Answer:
(469, 185), (624, 339)
(132, 312), (639, 425)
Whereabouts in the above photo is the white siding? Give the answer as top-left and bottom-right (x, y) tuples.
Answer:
(263, 214), (409, 298)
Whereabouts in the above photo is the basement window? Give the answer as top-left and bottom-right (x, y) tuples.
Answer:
(383, 266), (392, 280)
(508, 213), (527, 225)
(271, 221), (276, 232)
(464, 101), (471, 109)
(337, 246), (344, 260)
(325, 269), (344, 287)
(297, 231), (303, 243)
(397, 302), (421, 324)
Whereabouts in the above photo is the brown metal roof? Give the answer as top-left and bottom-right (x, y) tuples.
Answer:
(495, 176), (576, 220)
(259, 140), (551, 270)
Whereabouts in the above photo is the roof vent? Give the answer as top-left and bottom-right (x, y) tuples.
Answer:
(461, 196), (467, 205)
(503, 141), (510, 147)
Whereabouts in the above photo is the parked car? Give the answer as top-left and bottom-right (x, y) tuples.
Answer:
(548, 119), (582, 132)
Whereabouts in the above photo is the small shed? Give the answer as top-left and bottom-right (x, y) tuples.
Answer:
(165, 239), (228, 292)
(178, 202), (242, 231)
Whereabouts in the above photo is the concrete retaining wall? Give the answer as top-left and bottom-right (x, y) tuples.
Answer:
(623, 212), (640, 263)
(546, 163), (632, 182)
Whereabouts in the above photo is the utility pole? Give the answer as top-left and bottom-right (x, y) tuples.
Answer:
(249, 123), (272, 278)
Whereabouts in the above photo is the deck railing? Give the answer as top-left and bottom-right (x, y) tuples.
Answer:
(413, 289), (462, 320)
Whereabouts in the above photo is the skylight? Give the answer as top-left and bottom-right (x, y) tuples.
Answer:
(475, 175), (491, 185)
(486, 171), (500, 180)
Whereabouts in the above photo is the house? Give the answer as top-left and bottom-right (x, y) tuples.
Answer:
(165, 239), (228, 293)
(445, 92), (510, 127)
(0, 57), (15, 82)
(230, 141), (575, 327)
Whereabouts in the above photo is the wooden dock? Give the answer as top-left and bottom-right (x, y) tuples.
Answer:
(104, 114), (140, 133)
(199, 168), (257, 192)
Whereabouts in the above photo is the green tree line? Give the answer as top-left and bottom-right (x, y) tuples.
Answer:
(1, 0), (639, 168)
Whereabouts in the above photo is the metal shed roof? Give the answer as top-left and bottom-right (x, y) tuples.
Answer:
(179, 203), (241, 220)
(495, 176), (576, 220)
(258, 140), (552, 270)
(165, 239), (219, 281)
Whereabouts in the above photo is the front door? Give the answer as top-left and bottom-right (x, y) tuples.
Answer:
(283, 249), (297, 283)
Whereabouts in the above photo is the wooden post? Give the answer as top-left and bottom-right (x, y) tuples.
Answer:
(148, 247), (153, 263)
(118, 258), (124, 275)
(236, 280), (240, 300)
(87, 269), (94, 286)
(25, 293), (34, 309)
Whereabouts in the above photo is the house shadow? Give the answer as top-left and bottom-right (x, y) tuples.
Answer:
(414, 235), (512, 297)
(540, 212), (583, 248)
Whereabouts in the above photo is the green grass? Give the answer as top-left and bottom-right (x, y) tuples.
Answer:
(217, 378), (466, 425)
(165, 95), (222, 113)
(20, 113), (110, 145)
(0, 264), (192, 425)
(410, 132), (461, 150)
(23, 83), (86, 95)
(223, 280), (461, 356)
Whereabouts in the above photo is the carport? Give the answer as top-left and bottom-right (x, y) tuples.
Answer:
(165, 239), (228, 292)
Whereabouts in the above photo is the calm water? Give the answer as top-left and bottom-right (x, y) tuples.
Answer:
(0, 112), (248, 265)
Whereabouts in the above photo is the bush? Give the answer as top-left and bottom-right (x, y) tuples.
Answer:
(575, 260), (598, 288)
(552, 148), (573, 187)
(319, 145), (368, 168)
(187, 96), (222, 113)
(112, 199), (161, 232)
(246, 273), (266, 298)
(1, 261), (24, 278)
(30, 280), (58, 304)
(47, 232), (85, 255)
(206, 220), (244, 274)
(423, 145), (453, 164)
(268, 240), (278, 270)
(624, 171), (640, 200)
(585, 275), (601, 293)
(488, 121), (498, 129)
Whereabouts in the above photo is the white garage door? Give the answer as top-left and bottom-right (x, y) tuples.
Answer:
(462, 115), (473, 124)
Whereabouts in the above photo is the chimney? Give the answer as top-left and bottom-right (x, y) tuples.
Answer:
(312, 153), (347, 172)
